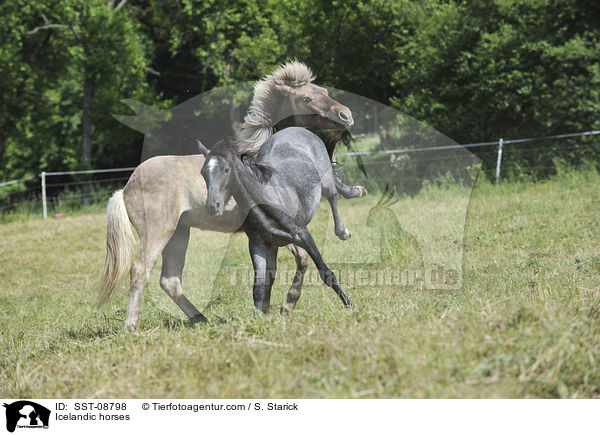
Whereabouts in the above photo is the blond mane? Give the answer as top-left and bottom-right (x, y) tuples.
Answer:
(235, 61), (315, 154)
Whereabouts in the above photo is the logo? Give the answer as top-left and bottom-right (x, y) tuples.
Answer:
(3, 401), (50, 433)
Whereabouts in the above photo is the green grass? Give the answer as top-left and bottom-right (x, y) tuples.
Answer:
(0, 168), (599, 398)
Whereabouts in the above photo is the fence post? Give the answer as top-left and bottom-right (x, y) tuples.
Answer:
(40, 171), (47, 219)
(495, 138), (503, 185)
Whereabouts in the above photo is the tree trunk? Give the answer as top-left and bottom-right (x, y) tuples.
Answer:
(372, 104), (378, 134)
(82, 73), (92, 205)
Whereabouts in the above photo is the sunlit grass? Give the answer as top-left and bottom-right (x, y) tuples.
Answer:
(0, 168), (599, 398)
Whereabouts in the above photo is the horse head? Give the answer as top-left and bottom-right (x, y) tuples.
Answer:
(237, 60), (353, 155)
(272, 82), (353, 128)
(197, 139), (237, 216)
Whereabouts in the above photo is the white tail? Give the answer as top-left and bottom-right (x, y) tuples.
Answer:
(98, 189), (136, 305)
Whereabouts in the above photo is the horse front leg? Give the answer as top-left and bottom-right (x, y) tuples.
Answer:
(332, 161), (367, 199)
(249, 240), (278, 314)
(335, 177), (367, 199)
(323, 184), (351, 241)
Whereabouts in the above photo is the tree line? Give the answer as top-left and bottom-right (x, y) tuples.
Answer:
(1, 0), (599, 183)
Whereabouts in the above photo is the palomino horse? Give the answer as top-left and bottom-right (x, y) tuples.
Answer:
(99, 61), (366, 330)
(200, 128), (354, 313)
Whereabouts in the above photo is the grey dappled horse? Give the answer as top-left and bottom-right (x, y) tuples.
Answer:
(99, 61), (365, 330)
(200, 127), (354, 314)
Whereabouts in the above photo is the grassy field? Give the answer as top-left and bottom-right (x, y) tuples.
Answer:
(1, 168), (599, 398)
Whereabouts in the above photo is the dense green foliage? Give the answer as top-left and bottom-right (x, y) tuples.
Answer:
(1, 0), (599, 182)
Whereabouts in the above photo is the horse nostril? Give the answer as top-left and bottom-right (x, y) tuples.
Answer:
(215, 201), (220, 208)
(338, 110), (353, 125)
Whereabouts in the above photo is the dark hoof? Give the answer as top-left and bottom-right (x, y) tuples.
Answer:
(190, 313), (208, 323)
(280, 304), (294, 315)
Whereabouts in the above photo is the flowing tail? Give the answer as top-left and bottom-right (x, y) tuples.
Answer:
(98, 189), (136, 305)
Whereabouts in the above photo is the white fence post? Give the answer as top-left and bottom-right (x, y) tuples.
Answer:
(495, 138), (503, 185)
(40, 171), (47, 219)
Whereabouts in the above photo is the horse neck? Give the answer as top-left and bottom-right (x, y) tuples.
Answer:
(236, 92), (289, 154)
(273, 114), (345, 159)
(273, 96), (293, 124)
(313, 128), (344, 159)
(229, 157), (270, 212)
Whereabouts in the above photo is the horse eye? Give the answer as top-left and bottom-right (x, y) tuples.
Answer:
(302, 96), (312, 104)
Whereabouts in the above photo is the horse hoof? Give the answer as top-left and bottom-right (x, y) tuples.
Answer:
(123, 323), (139, 331)
(280, 303), (296, 314)
(190, 313), (208, 323)
(360, 186), (368, 196)
(338, 228), (351, 241)
(253, 307), (271, 317)
(346, 300), (355, 308)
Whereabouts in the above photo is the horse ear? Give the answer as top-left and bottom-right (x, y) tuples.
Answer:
(196, 139), (209, 155)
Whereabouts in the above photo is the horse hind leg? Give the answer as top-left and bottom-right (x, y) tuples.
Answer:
(294, 228), (354, 308)
(159, 224), (207, 324)
(281, 244), (309, 314)
(125, 241), (164, 330)
(125, 225), (179, 330)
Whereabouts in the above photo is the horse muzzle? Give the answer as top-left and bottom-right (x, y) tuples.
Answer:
(326, 107), (353, 127)
(206, 200), (224, 216)
(337, 108), (354, 127)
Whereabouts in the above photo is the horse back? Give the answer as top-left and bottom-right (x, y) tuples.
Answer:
(123, 155), (207, 230)
(257, 127), (331, 179)
(251, 127), (331, 225)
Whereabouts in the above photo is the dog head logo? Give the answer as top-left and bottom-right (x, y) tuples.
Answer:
(3, 401), (50, 432)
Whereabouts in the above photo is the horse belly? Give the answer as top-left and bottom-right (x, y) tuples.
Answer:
(299, 186), (321, 225)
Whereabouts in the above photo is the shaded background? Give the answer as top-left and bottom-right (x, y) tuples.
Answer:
(1, 0), (599, 191)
